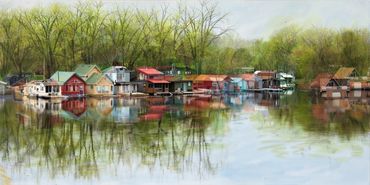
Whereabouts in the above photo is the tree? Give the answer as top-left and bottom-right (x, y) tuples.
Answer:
(338, 29), (369, 75)
(183, 1), (228, 74)
(18, 5), (67, 77)
(0, 12), (33, 76)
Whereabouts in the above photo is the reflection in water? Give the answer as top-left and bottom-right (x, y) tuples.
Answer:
(0, 92), (369, 184)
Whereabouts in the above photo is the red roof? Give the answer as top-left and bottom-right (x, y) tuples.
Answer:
(310, 73), (333, 89)
(147, 79), (170, 84)
(137, 67), (163, 75)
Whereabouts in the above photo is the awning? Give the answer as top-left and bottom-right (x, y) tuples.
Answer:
(147, 79), (170, 84)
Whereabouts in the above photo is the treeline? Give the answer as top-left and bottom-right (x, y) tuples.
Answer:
(0, 1), (369, 81)
(205, 26), (369, 80)
(0, 1), (227, 78)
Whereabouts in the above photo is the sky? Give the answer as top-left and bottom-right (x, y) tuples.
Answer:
(0, 0), (369, 40)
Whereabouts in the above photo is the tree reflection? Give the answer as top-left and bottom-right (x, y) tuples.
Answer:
(268, 91), (370, 138)
(0, 96), (230, 180)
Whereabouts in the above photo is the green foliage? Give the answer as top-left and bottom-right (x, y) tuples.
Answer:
(0, 1), (228, 78)
(0, 1), (368, 81)
(213, 26), (369, 80)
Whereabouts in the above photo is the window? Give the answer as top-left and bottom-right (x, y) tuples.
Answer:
(117, 74), (123, 81)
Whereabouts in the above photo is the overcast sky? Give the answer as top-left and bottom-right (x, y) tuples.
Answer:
(0, 0), (368, 40)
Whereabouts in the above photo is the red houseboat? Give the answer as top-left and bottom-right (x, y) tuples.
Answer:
(50, 71), (87, 97)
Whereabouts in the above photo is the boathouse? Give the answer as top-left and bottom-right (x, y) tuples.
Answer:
(103, 66), (138, 95)
(193, 75), (231, 93)
(333, 67), (359, 86)
(275, 72), (295, 89)
(254, 71), (276, 89)
(229, 77), (245, 92)
(165, 75), (193, 93)
(136, 67), (170, 94)
(239, 73), (255, 90)
(42, 79), (62, 97)
(74, 64), (101, 80)
(310, 73), (348, 98)
(50, 71), (86, 97)
(85, 73), (113, 96)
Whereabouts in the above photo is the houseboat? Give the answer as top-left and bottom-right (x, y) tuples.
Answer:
(103, 66), (139, 95)
(136, 67), (170, 95)
(229, 77), (245, 93)
(332, 67), (359, 87)
(239, 73), (255, 90)
(253, 71), (282, 92)
(85, 73), (114, 96)
(165, 75), (193, 94)
(275, 72), (295, 89)
(310, 73), (348, 99)
(41, 79), (64, 99)
(50, 71), (86, 97)
(193, 75), (231, 94)
(74, 64), (101, 81)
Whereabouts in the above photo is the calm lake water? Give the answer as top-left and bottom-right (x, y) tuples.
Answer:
(0, 91), (369, 185)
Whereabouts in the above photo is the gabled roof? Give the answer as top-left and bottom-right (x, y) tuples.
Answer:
(137, 67), (163, 75)
(50, 71), (76, 84)
(333, 67), (356, 79)
(239, 73), (254, 81)
(310, 73), (337, 89)
(194, 75), (229, 82)
(102, 66), (128, 73)
(74, 64), (101, 77)
(85, 73), (112, 84)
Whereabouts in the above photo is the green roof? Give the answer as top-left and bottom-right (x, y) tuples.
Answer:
(102, 66), (113, 73)
(85, 73), (109, 84)
(74, 64), (100, 77)
(50, 71), (76, 84)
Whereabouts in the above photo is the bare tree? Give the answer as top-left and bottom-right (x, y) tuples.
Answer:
(183, 1), (229, 74)
(18, 5), (67, 77)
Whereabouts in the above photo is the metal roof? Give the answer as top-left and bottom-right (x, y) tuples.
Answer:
(137, 67), (163, 75)
(333, 67), (356, 79)
(74, 64), (101, 77)
(147, 79), (170, 84)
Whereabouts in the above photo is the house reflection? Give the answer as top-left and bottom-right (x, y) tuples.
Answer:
(111, 98), (141, 123)
(312, 97), (369, 124)
(2, 91), (369, 181)
(140, 97), (169, 121)
(62, 98), (87, 119)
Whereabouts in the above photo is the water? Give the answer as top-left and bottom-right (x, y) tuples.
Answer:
(0, 91), (369, 185)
